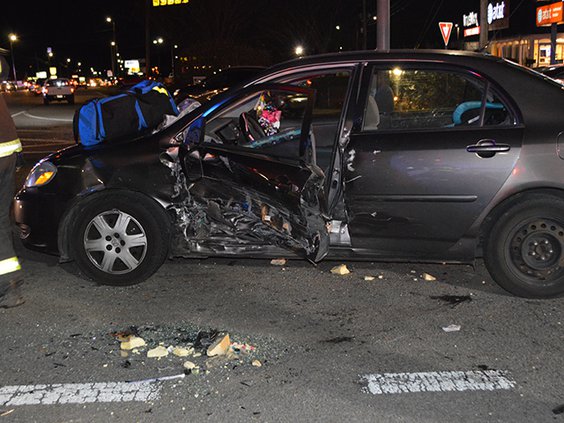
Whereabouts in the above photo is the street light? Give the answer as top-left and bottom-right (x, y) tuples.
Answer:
(294, 45), (304, 56)
(153, 38), (164, 75)
(106, 17), (117, 76)
(8, 34), (17, 84)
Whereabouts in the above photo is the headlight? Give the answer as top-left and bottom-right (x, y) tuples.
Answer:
(25, 161), (57, 188)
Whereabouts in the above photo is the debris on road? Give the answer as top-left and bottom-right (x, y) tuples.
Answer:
(442, 324), (462, 332)
(183, 361), (197, 371)
(207, 333), (231, 357)
(331, 264), (351, 275)
(270, 258), (287, 266)
(172, 346), (194, 357)
(364, 276), (375, 281)
(147, 345), (169, 359)
(422, 273), (437, 281)
(431, 295), (472, 308)
(108, 325), (267, 378)
(195, 330), (219, 350)
(0, 409), (14, 417)
(231, 342), (256, 354)
(553, 404), (564, 415)
(132, 373), (186, 383)
(252, 360), (262, 367)
(120, 336), (146, 350)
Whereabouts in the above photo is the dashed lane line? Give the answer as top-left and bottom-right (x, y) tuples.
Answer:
(0, 374), (184, 406)
(361, 370), (515, 395)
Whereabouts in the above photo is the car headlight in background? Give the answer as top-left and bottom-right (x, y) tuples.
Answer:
(25, 161), (57, 188)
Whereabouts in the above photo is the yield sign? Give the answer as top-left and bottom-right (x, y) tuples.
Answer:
(439, 22), (453, 47)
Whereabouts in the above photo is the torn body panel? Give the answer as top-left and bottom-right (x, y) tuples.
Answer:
(164, 145), (329, 261)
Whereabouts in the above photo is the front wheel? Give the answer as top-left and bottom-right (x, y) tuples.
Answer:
(69, 192), (171, 286)
(484, 195), (564, 298)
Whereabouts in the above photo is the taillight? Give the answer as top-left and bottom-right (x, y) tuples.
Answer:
(70, 87), (75, 93)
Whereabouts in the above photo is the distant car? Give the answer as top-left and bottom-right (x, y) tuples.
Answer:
(117, 74), (146, 90)
(0, 81), (16, 92)
(42, 78), (75, 105)
(536, 65), (564, 83)
(13, 50), (564, 298)
(173, 66), (266, 103)
(30, 78), (47, 95)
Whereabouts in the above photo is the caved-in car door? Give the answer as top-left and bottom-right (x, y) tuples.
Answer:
(177, 84), (329, 261)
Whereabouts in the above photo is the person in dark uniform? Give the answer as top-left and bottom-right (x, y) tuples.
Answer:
(0, 55), (23, 308)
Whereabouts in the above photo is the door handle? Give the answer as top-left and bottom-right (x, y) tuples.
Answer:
(466, 139), (510, 158)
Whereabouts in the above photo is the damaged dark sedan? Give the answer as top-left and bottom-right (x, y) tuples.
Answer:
(13, 50), (564, 298)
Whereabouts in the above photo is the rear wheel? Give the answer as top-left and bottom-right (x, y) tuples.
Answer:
(484, 195), (564, 298)
(69, 192), (171, 286)
(67, 95), (75, 104)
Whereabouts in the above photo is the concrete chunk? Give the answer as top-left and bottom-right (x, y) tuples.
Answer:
(147, 346), (169, 358)
(120, 336), (146, 351)
(331, 264), (351, 275)
(207, 333), (231, 357)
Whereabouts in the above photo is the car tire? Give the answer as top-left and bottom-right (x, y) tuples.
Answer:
(67, 95), (75, 105)
(69, 191), (171, 286)
(43, 97), (49, 105)
(484, 194), (564, 298)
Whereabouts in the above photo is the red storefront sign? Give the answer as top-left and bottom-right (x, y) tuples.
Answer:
(536, 2), (564, 27)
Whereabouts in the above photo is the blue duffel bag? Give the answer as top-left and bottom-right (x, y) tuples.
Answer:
(73, 80), (179, 146)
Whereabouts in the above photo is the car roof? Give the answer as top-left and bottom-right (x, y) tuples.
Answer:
(263, 49), (505, 73)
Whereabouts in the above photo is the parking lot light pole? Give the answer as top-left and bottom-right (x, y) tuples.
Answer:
(106, 17), (117, 76)
(8, 34), (17, 85)
(171, 45), (178, 78)
(153, 37), (164, 76)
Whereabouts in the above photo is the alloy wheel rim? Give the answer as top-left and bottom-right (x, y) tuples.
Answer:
(83, 210), (148, 275)
(507, 218), (564, 282)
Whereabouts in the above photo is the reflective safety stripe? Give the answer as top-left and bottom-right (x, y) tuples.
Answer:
(0, 138), (22, 158)
(0, 257), (21, 276)
(152, 86), (169, 95)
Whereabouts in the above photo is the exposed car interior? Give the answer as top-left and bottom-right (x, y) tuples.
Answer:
(363, 68), (512, 131)
(197, 71), (352, 173)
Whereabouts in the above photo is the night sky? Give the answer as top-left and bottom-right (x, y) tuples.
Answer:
(0, 0), (550, 78)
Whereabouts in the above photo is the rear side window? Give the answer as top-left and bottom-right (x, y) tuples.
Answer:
(362, 67), (513, 131)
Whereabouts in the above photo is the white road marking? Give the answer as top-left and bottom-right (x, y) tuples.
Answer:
(0, 381), (161, 406)
(362, 370), (515, 395)
(21, 111), (73, 123)
(10, 111), (25, 118)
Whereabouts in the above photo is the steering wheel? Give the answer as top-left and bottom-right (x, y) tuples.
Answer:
(239, 111), (266, 144)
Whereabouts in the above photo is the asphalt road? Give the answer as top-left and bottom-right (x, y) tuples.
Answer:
(1, 90), (563, 422)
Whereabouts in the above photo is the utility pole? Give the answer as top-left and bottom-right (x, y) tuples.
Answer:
(362, 0), (368, 50)
(376, 0), (390, 50)
(8, 34), (17, 83)
(145, 0), (151, 76)
(550, 22), (558, 64)
(479, 0), (488, 50)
